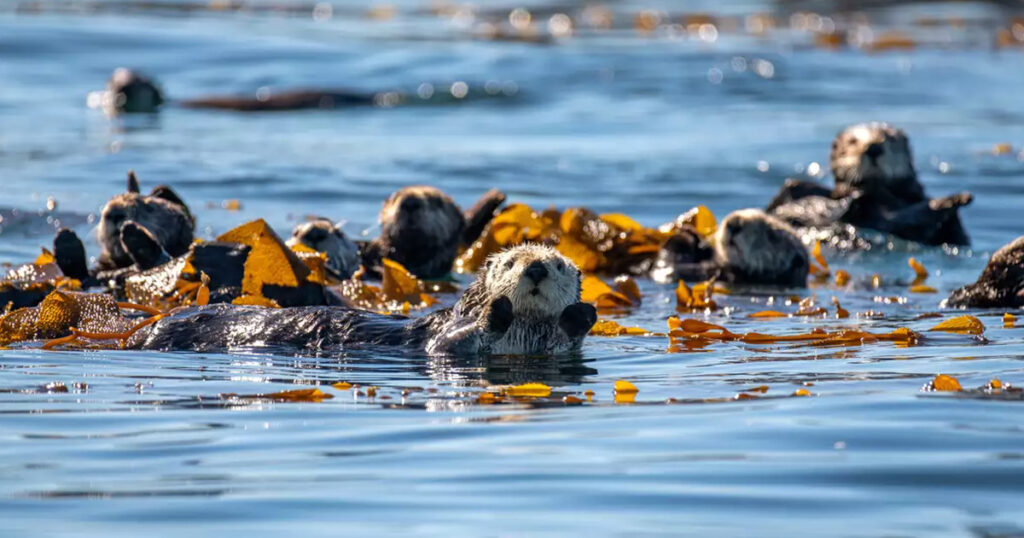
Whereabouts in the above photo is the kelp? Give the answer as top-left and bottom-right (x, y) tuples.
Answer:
(333, 258), (438, 314)
(455, 203), (674, 275)
(0, 248), (81, 311)
(666, 316), (920, 348)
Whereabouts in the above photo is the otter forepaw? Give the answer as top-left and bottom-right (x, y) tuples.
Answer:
(53, 228), (90, 281)
(485, 296), (514, 336)
(119, 220), (171, 270)
(559, 302), (597, 339)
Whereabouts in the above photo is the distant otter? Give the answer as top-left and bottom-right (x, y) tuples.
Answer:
(95, 68), (513, 114)
(99, 68), (164, 114)
(97, 171), (195, 270)
(767, 123), (972, 246)
(287, 218), (361, 280)
(361, 186), (506, 280)
(133, 244), (597, 356)
(945, 236), (1024, 308)
(652, 210), (809, 287)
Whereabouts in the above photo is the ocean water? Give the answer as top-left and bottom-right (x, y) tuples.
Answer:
(1, 1), (1024, 536)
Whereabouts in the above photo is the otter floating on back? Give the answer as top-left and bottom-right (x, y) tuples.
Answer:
(95, 68), (514, 115)
(767, 123), (972, 247)
(652, 209), (810, 287)
(132, 244), (597, 356)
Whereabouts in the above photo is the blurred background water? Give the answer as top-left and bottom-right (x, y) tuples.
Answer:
(2, 1), (1024, 536)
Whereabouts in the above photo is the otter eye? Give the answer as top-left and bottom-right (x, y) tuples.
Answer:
(556, 261), (565, 272)
(504, 260), (515, 270)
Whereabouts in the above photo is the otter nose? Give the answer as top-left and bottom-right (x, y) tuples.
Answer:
(400, 197), (422, 213)
(524, 261), (548, 284)
(865, 142), (884, 161)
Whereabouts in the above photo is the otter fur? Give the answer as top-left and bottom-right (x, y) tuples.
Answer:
(287, 218), (361, 280)
(712, 209), (810, 287)
(362, 186), (505, 279)
(767, 123), (971, 246)
(97, 171), (194, 270)
(652, 210), (809, 287)
(133, 244), (596, 356)
(103, 68), (164, 114)
(946, 236), (1024, 308)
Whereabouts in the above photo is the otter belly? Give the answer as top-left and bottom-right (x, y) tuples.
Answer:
(487, 318), (582, 356)
(132, 304), (424, 353)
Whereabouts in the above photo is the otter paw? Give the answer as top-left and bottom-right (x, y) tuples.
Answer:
(486, 296), (514, 335)
(53, 228), (90, 281)
(119, 220), (170, 270)
(559, 302), (597, 339)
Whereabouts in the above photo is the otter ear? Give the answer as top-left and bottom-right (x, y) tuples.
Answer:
(126, 171), (141, 194)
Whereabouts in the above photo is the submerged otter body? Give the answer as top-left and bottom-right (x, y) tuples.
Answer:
(133, 244), (596, 356)
(946, 236), (1024, 308)
(767, 123), (972, 247)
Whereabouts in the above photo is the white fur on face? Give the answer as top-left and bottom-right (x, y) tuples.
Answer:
(287, 219), (361, 278)
(713, 209), (808, 280)
(483, 244), (580, 317)
(831, 122), (915, 190)
(379, 186), (461, 243)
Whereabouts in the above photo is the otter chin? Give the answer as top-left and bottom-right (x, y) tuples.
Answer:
(712, 209), (810, 287)
(97, 171), (194, 270)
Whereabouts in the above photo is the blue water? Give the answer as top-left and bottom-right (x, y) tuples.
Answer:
(2, 1), (1024, 536)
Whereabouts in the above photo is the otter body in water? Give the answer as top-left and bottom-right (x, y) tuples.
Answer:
(652, 209), (809, 287)
(134, 244), (597, 356)
(97, 68), (511, 114)
(767, 123), (972, 247)
(946, 236), (1024, 308)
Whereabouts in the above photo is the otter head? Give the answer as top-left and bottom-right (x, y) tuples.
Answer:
(830, 122), (923, 205)
(947, 236), (1024, 308)
(713, 209), (809, 287)
(287, 218), (360, 279)
(378, 186), (465, 279)
(106, 68), (164, 114)
(98, 172), (194, 269)
(478, 244), (581, 318)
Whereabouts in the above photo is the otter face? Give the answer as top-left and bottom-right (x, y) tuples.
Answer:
(713, 209), (809, 287)
(287, 218), (360, 279)
(483, 244), (581, 317)
(107, 68), (164, 113)
(378, 186), (465, 278)
(831, 122), (921, 203)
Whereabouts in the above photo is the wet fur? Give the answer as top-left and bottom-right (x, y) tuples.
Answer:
(946, 236), (1024, 308)
(768, 123), (971, 246)
(135, 244), (594, 356)
(97, 174), (194, 270)
(374, 186), (466, 279)
(712, 209), (809, 287)
(288, 218), (361, 279)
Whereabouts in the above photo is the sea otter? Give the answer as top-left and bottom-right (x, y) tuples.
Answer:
(287, 218), (361, 280)
(96, 68), (512, 114)
(133, 244), (597, 356)
(767, 123), (972, 246)
(360, 186), (506, 280)
(97, 171), (195, 271)
(945, 236), (1024, 308)
(652, 209), (809, 287)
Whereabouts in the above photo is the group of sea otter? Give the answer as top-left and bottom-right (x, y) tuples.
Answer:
(9, 69), (1019, 357)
